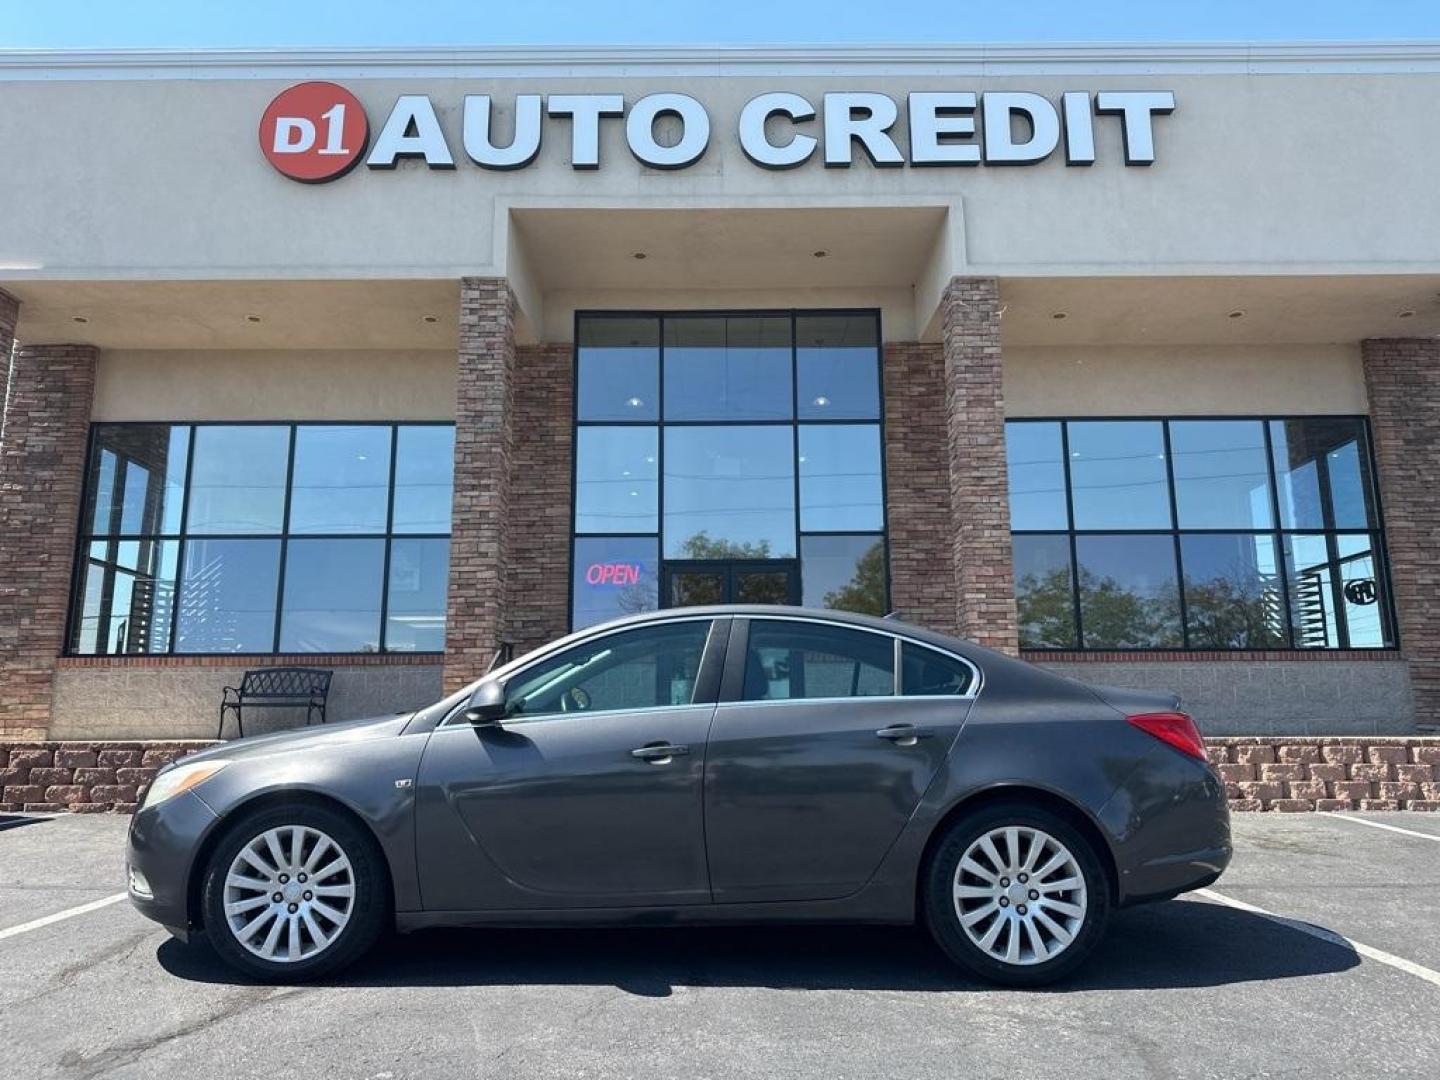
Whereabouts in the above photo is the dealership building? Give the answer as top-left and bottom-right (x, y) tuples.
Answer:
(1, 42), (1438, 742)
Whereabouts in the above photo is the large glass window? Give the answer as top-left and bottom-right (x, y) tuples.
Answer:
(1007, 416), (1394, 651)
(71, 423), (454, 655)
(573, 311), (887, 630)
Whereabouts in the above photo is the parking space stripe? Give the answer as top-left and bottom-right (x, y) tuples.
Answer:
(1195, 888), (1440, 989)
(0, 893), (127, 942)
(1326, 814), (1440, 843)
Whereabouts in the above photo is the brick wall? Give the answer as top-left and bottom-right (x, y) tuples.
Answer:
(1362, 338), (1440, 729)
(883, 342), (957, 633)
(0, 288), (17, 427)
(508, 343), (573, 652)
(941, 278), (1018, 652)
(0, 342), (98, 739)
(1, 741), (216, 813)
(443, 279), (517, 695)
(1209, 738), (1440, 811)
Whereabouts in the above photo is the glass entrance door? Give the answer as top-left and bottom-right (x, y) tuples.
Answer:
(663, 561), (799, 609)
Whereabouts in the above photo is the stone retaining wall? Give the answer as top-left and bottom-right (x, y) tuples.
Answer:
(3, 737), (1439, 814)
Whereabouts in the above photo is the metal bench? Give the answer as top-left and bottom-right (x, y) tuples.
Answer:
(217, 667), (333, 739)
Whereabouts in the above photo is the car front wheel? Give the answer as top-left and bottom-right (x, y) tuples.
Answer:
(923, 803), (1110, 987)
(200, 803), (388, 981)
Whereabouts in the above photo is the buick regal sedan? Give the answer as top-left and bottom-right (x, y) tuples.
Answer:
(127, 606), (1230, 986)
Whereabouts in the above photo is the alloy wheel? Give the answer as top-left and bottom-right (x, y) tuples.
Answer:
(952, 825), (1088, 967)
(223, 825), (356, 963)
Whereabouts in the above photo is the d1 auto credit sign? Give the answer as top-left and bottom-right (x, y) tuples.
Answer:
(259, 81), (370, 183)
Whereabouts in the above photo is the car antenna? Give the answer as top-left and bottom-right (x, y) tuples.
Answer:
(883, 610), (902, 620)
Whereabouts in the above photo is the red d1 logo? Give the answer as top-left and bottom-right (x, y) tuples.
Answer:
(259, 82), (369, 183)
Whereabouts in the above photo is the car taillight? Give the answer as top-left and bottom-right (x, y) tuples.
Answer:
(1126, 711), (1207, 761)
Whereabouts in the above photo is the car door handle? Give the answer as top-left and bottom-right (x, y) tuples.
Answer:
(875, 724), (925, 746)
(631, 743), (690, 763)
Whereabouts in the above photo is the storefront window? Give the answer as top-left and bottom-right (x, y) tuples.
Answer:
(70, 423), (454, 655)
(573, 311), (887, 630)
(1007, 416), (1394, 651)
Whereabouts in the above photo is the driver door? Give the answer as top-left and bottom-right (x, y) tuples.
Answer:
(415, 617), (727, 911)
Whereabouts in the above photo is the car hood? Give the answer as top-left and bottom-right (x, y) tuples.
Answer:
(179, 713), (414, 768)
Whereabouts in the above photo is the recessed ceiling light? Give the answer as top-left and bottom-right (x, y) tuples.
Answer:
(626, 397), (644, 408)
(1051, 311), (1068, 320)
(812, 395), (830, 407)
(1227, 310), (1245, 319)
(246, 314), (262, 323)
(813, 250), (828, 258)
(1398, 309), (1417, 319)
(422, 314), (439, 324)
(632, 252), (647, 260)
(71, 315), (88, 324)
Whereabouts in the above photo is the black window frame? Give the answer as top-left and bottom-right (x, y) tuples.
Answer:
(67, 420), (455, 657)
(569, 309), (892, 631)
(1007, 414), (1398, 653)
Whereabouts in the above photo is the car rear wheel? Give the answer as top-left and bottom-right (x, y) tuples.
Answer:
(923, 803), (1110, 987)
(200, 803), (388, 981)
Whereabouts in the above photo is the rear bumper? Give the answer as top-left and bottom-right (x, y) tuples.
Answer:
(126, 789), (219, 935)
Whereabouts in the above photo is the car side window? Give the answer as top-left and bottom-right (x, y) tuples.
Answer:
(502, 621), (711, 720)
(742, 620), (895, 702)
(900, 642), (976, 697)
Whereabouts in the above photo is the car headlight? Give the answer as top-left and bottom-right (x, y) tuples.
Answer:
(142, 760), (229, 809)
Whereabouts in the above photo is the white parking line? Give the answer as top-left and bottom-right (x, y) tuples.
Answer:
(0, 893), (127, 942)
(1195, 888), (1440, 989)
(1326, 813), (1440, 843)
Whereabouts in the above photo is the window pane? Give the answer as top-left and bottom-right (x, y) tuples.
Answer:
(664, 426), (795, 558)
(572, 537), (660, 630)
(742, 619), (894, 701)
(175, 539), (281, 652)
(1076, 535), (1182, 647)
(1271, 418), (1378, 530)
(288, 426), (391, 535)
(393, 425), (455, 533)
(799, 424), (883, 532)
(577, 317), (659, 421)
(801, 534), (886, 616)
(1284, 533), (1339, 648)
(186, 426), (290, 534)
(1013, 535), (1077, 648)
(1180, 533), (1286, 648)
(70, 539), (179, 655)
(1005, 422), (1068, 530)
(1170, 420), (1273, 529)
(386, 538), (449, 651)
(664, 315), (792, 421)
(1068, 421), (1172, 530)
(504, 620), (709, 718)
(279, 539), (385, 652)
(83, 425), (189, 535)
(901, 642), (975, 696)
(796, 314), (880, 419)
(575, 427), (658, 533)
(1336, 534), (1391, 648)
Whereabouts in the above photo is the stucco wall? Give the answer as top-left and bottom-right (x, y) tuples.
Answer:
(1004, 343), (1367, 417)
(50, 663), (444, 740)
(1037, 659), (1415, 736)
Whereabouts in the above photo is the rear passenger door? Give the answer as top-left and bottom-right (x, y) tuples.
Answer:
(701, 617), (978, 903)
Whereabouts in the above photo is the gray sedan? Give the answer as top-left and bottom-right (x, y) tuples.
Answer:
(126, 606), (1230, 987)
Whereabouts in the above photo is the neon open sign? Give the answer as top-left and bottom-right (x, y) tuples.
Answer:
(586, 563), (643, 587)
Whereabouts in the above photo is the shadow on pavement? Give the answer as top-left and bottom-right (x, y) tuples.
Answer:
(157, 897), (1358, 994)
(0, 814), (51, 832)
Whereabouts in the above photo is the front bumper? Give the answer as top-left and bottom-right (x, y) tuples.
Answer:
(126, 788), (220, 938)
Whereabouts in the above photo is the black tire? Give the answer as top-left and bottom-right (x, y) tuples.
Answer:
(200, 802), (389, 982)
(922, 802), (1111, 987)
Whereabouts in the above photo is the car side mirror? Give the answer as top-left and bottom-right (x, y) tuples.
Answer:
(463, 680), (508, 727)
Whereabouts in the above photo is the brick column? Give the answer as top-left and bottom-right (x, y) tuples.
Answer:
(1362, 338), (1440, 726)
(883, 342), (957, 633)
(508, 343), (573, 653)
(941, 277), (1018, 652)
(0, 340), (98, 738)
(442, 279), (518, 694)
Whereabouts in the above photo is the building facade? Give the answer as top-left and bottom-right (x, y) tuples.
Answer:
(1, 43), (1438, 741)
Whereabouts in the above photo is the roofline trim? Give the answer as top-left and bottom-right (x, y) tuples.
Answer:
(4, 41), (1440, 80)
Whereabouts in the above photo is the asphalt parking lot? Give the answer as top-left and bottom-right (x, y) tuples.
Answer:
(2, 812), (1438, 1080)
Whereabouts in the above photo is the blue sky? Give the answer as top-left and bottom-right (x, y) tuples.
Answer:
(3, 1), (1438, 49)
